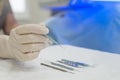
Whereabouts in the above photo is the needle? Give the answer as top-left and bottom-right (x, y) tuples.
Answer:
(40, 63), (74, 74)
(45, 35), (63, 48)
(50, 62), (80, 72)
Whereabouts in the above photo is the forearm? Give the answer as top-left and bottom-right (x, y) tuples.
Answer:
(0, 35), (13, 58)
(2, 0), (18, 35)
(4, 13), (18, 35)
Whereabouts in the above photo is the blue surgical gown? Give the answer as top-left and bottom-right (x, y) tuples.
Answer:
(46, 2), (120, 54)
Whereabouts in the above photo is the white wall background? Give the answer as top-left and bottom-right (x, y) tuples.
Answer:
(10, 0), (52, 24)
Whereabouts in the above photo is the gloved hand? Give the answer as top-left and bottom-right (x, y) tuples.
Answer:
(0, 24), (50, 61)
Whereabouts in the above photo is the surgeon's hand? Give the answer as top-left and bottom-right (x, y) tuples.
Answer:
(0, 24), (50, 61)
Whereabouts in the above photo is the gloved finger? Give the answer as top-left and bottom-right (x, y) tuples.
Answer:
(16, 43), (48, 53)
(9, 38), (49, 61)
(22, 52), (40, 61)
(14, 50), (40, 61)
(9, 30), (50, 53)
(15, 34), (49, 44)
(10, 29), (50, 44)
(14, 24), (49, 35)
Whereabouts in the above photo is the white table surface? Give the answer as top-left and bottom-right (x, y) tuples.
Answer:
(0, 45), (120, 80)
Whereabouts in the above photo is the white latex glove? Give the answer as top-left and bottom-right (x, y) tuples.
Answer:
(0, 24), (50, 61)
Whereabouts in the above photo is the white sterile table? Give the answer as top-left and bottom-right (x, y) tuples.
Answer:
(0, 45), (120, 80)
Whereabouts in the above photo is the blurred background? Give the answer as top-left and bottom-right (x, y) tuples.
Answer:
(9, 0), (68, 24)
(8, 0), (120, 53)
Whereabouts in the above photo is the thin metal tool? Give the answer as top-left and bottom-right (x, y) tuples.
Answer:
(50, 62), (79, 72)
(57, 60), (80, 68)
(40, 63), (74, 74)
(45, 24), (64, 48)
(45, 35), (63, 48)
(57, 60), (90, 68)
(61, 59), (90, 67)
